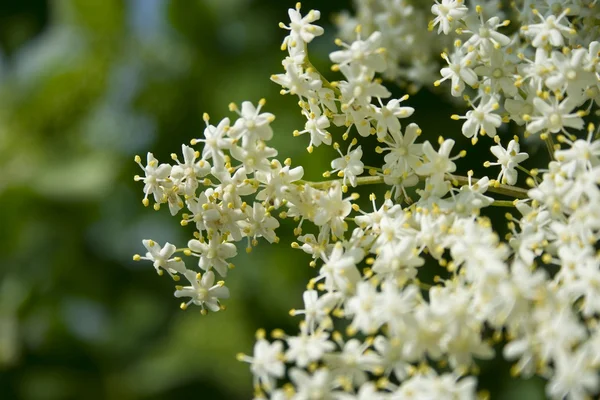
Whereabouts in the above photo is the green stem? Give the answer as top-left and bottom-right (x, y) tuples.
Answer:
(516, 164), (532, 176)
(301, 44), (341, 96)
(451, 175), (528, 199)
(305, 58), (340, 95)
(298, 175), (381, 190)
(414, 280), (434, 290)
(491, 200), (516, 207)
(544, 135), (556, 161)
(299, 174), (529, 199)
(516, 164), (539, 184)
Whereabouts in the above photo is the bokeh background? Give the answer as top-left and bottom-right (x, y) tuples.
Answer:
(0, 0), (548, 399)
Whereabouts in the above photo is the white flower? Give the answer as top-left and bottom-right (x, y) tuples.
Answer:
(271, 60), (322, 98)
(285, 326), (335, 368)
(330, 31), (386, 72)
(238, 338), (285, 392)
(314, 184), (354, 239)
(372, 212), (414, 249)
(188, 235), (237, 277)
(289, 368), (337, 400)
(430, 0), (468, 35)
(546, 348), (599, 400)
(345, 281), (382, 334)
(323, 338), (381, 386)
(137, 239), (186, 278)
(315, 242), (362, 293)
(463, 13), (511, 55)
(354, 196), (403, 232)
(523, 9), (574, 48)
(228, 100), (275, 144)
(451, 174), (494, 215)
(436, 49), (478, 97)
(338, 63), (391, 107)
(372, 96), (415, 138)
(296, 230), (330, 260)
(371, 238), (423, 284)
(175, 270), (230, 313)
(526, 96), (584, 135)
(241, 202), (280, 246)
(182, 189), (220, 232)
(379, 122), (423, 174)
(503, 333), (538, 378)
(214, 205), (247, 242)
(280, 4), (324, 49)
(170, 144), (211, 197)
(454, 95), (503, 141)
(394, 372), (477, 400)
(415, 138), (460, 178)
(373, 335), (412, 380)
(213, 167), (256, 208)
(294, 109), (331, 150)
(376, 282), (421, 335)
(555, 133), (600, 177)
(230, 140), (278, 173)
(545, 49), (596, 103)
(505, 90), (536, 125)
(191, 116), (232, 167)
(474, 49), (517, 97)
(134, 153), (172, 206)
(255, 159), (304, 208)
(285, 184), (322, 228)
(290, 290), (340, 331)
(418, 174), (451, 199)
(517, 48), (554, 92)
(487, 139), (529, 185)
(329, 139), (364, 188)
(428, 285), (495, 367)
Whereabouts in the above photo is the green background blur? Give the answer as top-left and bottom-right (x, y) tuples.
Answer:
(0, 0), (548, 399)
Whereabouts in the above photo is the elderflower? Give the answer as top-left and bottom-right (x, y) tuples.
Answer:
(134, 153), (172, 207)
(486, 138), (530, 185)
(453, 95), (502, 142)
(133, 2), (600, 399)
(522, 9), (575, 48)
(135, 240), (186, 278)
(415, 138), (460, 178)
(436, 49), (478, 97)
(430, 0), (468, 35)
(237, 335), (285, 392)
(328, 139), (364, 189)
(175, 270), (229, 313)
(525, 96), (585, 135)
(280, 3), (324, 51)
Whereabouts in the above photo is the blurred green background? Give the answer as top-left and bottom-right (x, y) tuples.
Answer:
(0, 0), (547, 399)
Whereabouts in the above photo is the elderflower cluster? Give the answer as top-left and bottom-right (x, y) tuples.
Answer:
(134, 1), (600, 399)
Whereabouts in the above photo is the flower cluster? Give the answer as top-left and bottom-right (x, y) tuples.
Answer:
(135, 1), (600, 399)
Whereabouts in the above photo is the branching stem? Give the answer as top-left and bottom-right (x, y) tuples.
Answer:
(299, 174), (529, 199)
